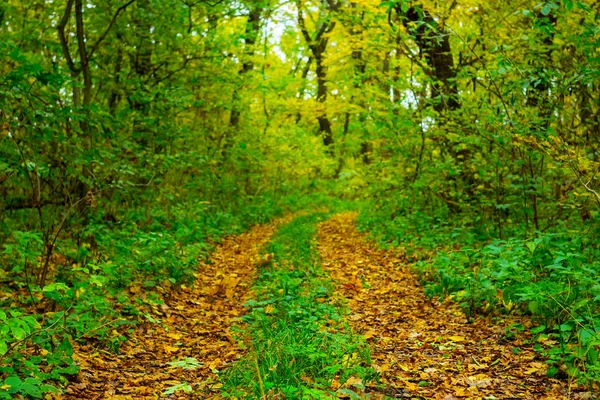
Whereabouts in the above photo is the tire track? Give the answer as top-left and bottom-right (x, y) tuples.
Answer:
(317, 212), (580, 399)
(64, 216), (292, 399)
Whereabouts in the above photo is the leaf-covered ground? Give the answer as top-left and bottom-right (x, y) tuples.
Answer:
(317, 213), (589, 399)
(58, 212), (594, 398)
(60, 216), (291, 399)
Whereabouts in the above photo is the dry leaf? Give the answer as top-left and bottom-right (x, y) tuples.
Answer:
(265, 304), (275, 314)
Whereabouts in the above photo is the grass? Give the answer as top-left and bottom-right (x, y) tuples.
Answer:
(220, 212), (375, 398)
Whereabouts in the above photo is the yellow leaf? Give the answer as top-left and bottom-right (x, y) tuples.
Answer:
(524, 367), (539, 375)
(209, 358), (222, 372)
(363, 330), (375, 339)
(449, 335), (466, 342)
(223, 276), (240, 288)
(164, 345), (180, 354)
(344, 376), (363, 387)
(265, 304), (275, 314)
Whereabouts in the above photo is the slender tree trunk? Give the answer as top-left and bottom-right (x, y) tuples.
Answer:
(525, 12), (557, 230)
(295, 56), (312, 123)
(297, 0), (339, 150)
(130, 0), (153, 149)
(108, 48), (123, 114)
(345, 2), (370, 163)
(315, 56), (333, 146)
(229, 5), (263, 131)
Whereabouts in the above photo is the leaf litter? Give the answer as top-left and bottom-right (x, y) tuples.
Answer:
(60, 216), (292, 399)
(317, 212), (589, 399)
(57, 211), (595, 399)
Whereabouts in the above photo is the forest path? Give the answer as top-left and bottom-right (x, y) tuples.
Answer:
(63, 216), (292, 399)
(317, 213), (577, 399)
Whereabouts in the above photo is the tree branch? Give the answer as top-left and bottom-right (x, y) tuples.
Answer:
(296, 3), (314, 49)
(297, 1), (336, 54)
(57, 0), (77, 73)
(314, 18), (333, 42)
(87, 0), (136, 61)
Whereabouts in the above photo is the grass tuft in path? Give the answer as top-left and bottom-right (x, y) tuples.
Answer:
(221, 212), (375, 398)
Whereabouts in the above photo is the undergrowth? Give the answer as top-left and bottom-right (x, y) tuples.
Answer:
(357, 200), (600, 389)
(0, 195), (284, 399)
(221, 212), (375, 398)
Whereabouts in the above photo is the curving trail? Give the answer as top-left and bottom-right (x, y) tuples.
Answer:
(63, 216), (291, 400)
(318, 213), (582, 400)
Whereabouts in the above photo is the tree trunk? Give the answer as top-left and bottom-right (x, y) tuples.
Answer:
(130, 0), (154, 149)
(401, 6), (459, 112)
(315, 56), (333, 146)
(229, 5), (263, 131)
(297, 0), (339, 150)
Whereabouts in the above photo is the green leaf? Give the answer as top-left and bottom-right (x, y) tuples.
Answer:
(42, 283), (70, 293)
(588, 347), (599, 363)
(576, 1), (591, 11)
(39, 384), (59, 395)
(541, 2), (559, 15)
(528, 301), (539, 314)
(578, 328), (596, 345)
(541, 4), (552, 15)
(559, 322), (574, 332)
(0, 340), (7, 356)
(9, 325), (26, 341)
(162, 382), (192, 395)
(23, 316), (41, 330)
(3, 376), (22, 392)
(57, 339), (74, 357)
(167, 357), (203, 370)
(21, 379), (43, 398)
(564, 0), (574, 11)
(530, 325), (546, 334)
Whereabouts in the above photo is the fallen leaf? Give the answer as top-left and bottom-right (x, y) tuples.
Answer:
(265, 304), (275, 314)
(344, 376), (363, 387)
(163, 345), (180, 354)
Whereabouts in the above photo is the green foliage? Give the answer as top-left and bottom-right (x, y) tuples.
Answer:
(162, 382), (193, 396)
(0, 307), (76, 399)
(222, 213), (375, 398)
(358, 201), (600, 386)
(2, 0), (600, 394)
(0, 193), (287, 396)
